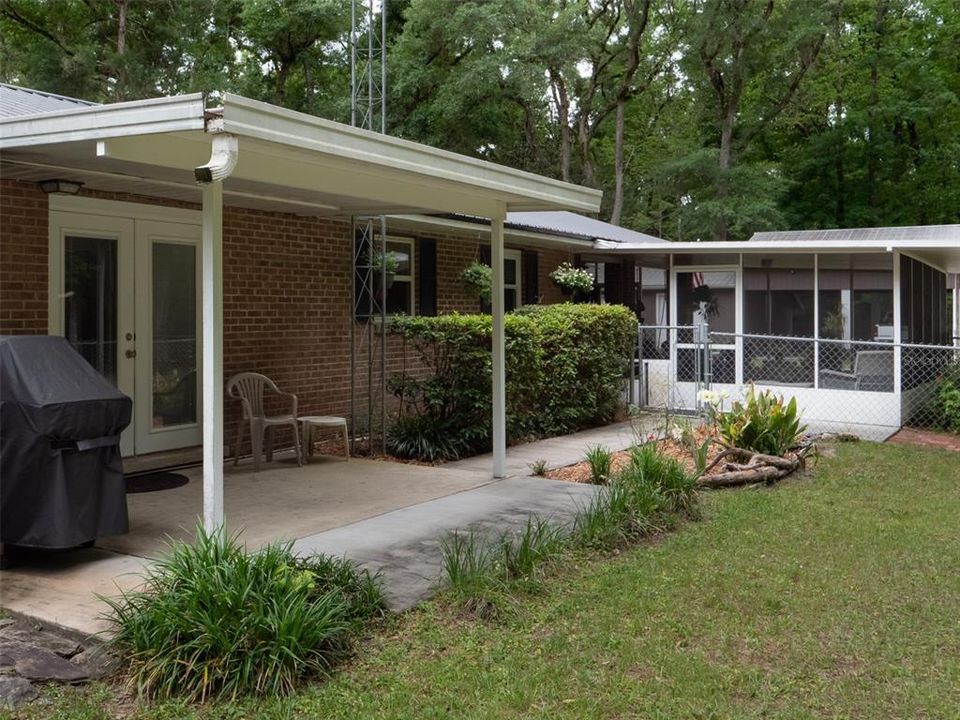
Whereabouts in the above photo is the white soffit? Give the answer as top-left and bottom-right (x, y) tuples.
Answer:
(1, 91), (601, 219)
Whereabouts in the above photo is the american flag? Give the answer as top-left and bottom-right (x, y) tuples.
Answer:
(692, 272), (704, 288)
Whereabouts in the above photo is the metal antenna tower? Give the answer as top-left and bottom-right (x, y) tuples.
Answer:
(349, 0), (388, 456)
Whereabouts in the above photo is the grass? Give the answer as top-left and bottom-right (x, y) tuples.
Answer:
(14, 442), (960, 719)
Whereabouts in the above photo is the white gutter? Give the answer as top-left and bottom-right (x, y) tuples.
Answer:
(0, 93), (206, 148)
(386, 214), (597, 250)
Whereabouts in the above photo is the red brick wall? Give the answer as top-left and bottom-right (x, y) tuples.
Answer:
(0, 179), (49, 334)
(0, 182), (574, 454)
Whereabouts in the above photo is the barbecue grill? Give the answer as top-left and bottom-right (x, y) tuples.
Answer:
(1, 335), (131, 556)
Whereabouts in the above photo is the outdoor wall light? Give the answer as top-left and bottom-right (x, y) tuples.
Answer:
(38, 179), (83, 195)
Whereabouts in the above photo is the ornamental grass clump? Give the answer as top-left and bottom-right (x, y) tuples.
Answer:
(584, 444), (613, 484)
(103, 526), (385, 702)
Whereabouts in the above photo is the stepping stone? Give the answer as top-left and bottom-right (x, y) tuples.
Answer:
(0, 624), (82, 659)
(0, 639), (89, 683)
(0, 676), (38, 709)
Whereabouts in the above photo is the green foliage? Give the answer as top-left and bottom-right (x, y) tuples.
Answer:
(626, 443), (700, 521)
(584, 444), (613, 485)
(529, 458), (549, 477)
(386, 414), (468, 462)
(440, 516), (566, 608)
(102, 526), (384, 702)
(461, 261), (492, 303)
(715, 385), (806, 456)
(548, 262), (595, 294)
(370, 246), (400, 274)
(388, 304), (636, 460)
(926, 363), (960, 434)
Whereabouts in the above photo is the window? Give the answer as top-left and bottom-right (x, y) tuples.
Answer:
(384, 237), (414, 315)
(504, 249), (522, 311)
(480, 248), (522, 312)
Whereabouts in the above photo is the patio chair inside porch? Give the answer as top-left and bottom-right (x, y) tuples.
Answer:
(227, 372), (302, 471)
(819, 350), (894, 392)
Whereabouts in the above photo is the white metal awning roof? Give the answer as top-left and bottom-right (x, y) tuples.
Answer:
(0, 92), (601, 219)
(593, 234), (960, 273)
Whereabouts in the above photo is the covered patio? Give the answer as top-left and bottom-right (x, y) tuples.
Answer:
(0, 92), (602, 539)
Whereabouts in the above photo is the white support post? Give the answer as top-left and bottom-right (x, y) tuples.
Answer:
(813, 253), (820, 389)
(491, 204), (507, 479)
(201, 182), (225, 531)
(892, 250), (902, 399)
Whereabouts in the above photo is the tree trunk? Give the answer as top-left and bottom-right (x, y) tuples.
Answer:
(114, 0), (128, 101)
(610, 98), (627, 226)
(550, 70), (572, 183)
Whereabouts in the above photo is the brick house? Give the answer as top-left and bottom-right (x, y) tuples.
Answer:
(1, 85), (666, 528)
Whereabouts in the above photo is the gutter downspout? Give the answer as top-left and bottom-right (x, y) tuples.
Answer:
(195, 126), (237, 532)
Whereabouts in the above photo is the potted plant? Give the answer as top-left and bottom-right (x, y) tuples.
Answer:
(461, 260), (492, 304)
(370, 246), (399, 291)
(549, 262), (594, 300)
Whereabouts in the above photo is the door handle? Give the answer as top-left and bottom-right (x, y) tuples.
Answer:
(125, 349), (137, 359)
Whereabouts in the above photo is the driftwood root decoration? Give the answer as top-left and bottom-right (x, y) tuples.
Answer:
(697, 444), (813, 489)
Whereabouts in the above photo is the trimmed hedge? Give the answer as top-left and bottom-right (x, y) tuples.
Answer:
(388, 303), (636, 460)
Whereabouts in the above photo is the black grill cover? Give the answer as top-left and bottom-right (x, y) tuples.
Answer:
(1, 336), (131, 548)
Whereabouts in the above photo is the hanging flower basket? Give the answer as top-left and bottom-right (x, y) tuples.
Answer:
(549, 262), (594, 301)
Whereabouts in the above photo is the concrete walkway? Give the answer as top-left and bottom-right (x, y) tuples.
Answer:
(447, 418), (653, 476)
(294, 476), (599, 610)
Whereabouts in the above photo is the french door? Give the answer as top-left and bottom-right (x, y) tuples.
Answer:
(49, 206), (202, 457)
(669, 266), (742, 409)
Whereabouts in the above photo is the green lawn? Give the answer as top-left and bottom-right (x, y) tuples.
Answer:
(17, 441), (960, 720)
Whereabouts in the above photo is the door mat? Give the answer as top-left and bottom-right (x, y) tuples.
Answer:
(126, 472), (189, 494)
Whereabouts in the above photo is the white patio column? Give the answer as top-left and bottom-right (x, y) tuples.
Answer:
(201, 182), (225, 531)
(491, 203), (507, 479)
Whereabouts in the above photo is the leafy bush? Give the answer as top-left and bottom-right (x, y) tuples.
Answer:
(104, 527), (384, 702)
(925, 363), (960, 433)
(714, 384), (806, 456)
(584, 444), (613, 484)
(389, 305), (636, 459)
(386, 414), (469, 461)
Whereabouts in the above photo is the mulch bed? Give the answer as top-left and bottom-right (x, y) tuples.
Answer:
(545, 426), (729, 484)
(888, 427), (960, 453)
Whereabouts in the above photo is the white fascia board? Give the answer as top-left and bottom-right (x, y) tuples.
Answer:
(0, 94), (206, 149)
(386, 214), (595, 250)
(600, 239), (960, 254)
(219, 94), (602, 215)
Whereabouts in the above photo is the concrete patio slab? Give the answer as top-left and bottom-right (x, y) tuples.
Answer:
(294, 476), (600, 610)
(98, 453), (492, 558)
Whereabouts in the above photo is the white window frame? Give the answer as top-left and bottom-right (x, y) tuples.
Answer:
(385, 236), (415, 316)
(504, 248), (522, 308)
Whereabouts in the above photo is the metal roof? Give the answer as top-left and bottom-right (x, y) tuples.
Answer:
(751, 225), (960, 244)
(0, 83), (97, 118)
(506, 210), (668, 245)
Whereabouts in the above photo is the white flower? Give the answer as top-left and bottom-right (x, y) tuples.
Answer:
(697, 389), (719, 404)
(670, 425), (684, 442)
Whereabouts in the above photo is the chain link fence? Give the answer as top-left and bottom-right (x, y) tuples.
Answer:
(629, 324), (960, 439)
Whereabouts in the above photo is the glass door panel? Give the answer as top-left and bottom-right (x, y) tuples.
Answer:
(134, 220), (202, 454)
(64, 236), (119, 384)
(151, 242), (198, 429)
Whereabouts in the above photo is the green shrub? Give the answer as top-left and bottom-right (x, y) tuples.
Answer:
(389, 304), (636, 460)
(925, 363), (960, 433)
(104, 527), (384, 702)
(714, 384), (806, 456)
(584, 444), (613, 484)
(386, 414), (468, 461)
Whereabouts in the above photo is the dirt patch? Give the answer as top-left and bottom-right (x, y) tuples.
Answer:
(887, 427), (960, 453)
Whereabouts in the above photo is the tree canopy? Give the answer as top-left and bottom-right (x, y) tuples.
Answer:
(2, 0), (958, 240)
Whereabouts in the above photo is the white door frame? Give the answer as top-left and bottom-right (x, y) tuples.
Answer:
(48, 197), (202, 457)
(669, 264), (742, 408)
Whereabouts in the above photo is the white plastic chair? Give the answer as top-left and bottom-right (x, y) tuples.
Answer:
(227, 372), (302, 471)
